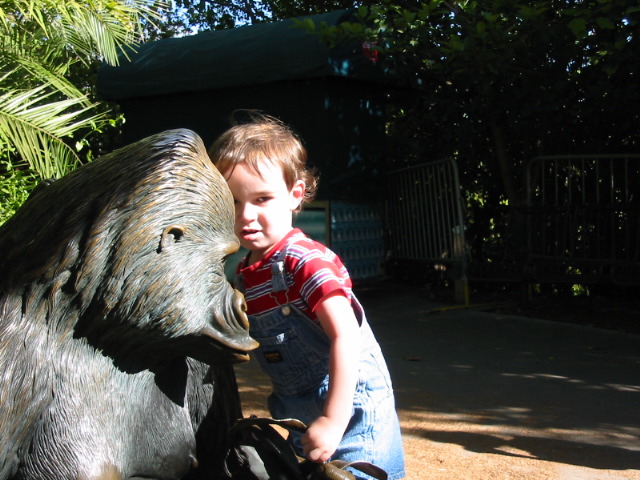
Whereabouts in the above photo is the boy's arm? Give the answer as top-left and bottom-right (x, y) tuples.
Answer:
(302, 291), (361, 463)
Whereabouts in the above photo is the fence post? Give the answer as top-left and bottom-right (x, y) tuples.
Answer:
(452, 225), (469, 305)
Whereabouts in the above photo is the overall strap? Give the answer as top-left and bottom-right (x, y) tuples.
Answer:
(271, 243), (290, 293)
(234, 245), (290, 296)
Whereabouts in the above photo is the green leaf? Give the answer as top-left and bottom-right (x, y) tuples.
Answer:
(596, 17), (615, 29)
(303, 17), (315, 31)
(357, 5), (369, 19)
(482, 12), (499, 23)
(568, 18), (588, 38)
(447, 35), (464, 52)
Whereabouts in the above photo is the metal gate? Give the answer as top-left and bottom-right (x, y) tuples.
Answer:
(386, 159), (468, 300)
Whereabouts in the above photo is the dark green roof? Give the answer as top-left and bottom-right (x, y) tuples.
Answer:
(98, 9), (388, 100)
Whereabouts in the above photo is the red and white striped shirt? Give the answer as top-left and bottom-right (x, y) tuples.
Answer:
(237, 229), (353, 321)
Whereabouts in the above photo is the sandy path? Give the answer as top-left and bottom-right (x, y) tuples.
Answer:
(234, 283), (640, 480)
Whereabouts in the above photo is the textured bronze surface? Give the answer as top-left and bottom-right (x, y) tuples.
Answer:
(0, 129), (257, 480)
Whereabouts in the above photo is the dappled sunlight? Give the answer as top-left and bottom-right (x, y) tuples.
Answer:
(399, 407), (640, 451)
(499, 372), (640, 394)
(397, 402), (640, 471)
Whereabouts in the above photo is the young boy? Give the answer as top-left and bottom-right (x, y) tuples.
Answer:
(209, 113), (405, 480)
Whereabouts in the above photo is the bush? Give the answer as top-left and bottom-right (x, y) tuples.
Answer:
(0, 161), (38, 226)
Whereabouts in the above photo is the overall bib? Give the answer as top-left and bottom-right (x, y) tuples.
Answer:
(237, 246), (405, 480)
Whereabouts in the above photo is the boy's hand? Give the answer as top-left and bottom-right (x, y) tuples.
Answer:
(301, 415), (344, 462)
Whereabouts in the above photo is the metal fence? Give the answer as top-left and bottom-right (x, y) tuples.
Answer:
(386, 154), (640, 295)
(525, 154), (640, 285)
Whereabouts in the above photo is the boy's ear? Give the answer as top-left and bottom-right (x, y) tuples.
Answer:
(290, 180), (306, 210)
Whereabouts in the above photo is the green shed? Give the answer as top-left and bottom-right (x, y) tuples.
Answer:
(97, 9), (400, 201)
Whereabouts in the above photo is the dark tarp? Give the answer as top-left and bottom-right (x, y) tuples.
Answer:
(98, 9), (389, 101)
(96, 10), (408, 202)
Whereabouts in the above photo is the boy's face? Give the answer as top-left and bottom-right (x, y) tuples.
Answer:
(225, 161), (304, 262)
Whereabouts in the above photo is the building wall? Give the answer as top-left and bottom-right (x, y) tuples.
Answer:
(114, 76), (391, 202)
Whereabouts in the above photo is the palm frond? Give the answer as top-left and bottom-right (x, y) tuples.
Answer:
(0, 0), (165, 184)
(0, 85), (106, 179)
(0, 35), (89, 108)
(8, 0), (166, 66)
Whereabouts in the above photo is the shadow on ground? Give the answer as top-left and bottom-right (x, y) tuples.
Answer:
(356, 282), (640, 472)
(235, 281), (640, 478)
(405, 428), (640, 471)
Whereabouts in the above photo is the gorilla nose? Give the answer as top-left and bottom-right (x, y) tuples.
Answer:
(202, 287), (258, 353)
(232, 289), (250, 331)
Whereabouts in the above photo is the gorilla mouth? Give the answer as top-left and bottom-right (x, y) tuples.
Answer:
(201, 288), (259, 363)
(202, 334), (256, 363)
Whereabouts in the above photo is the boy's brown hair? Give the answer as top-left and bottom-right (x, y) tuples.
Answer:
(208, 111), (318, 211)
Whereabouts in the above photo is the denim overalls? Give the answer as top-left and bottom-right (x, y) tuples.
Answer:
(237, 245), (406, 480)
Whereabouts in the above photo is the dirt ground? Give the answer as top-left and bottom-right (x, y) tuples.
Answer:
(233, 282), (640, 480)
